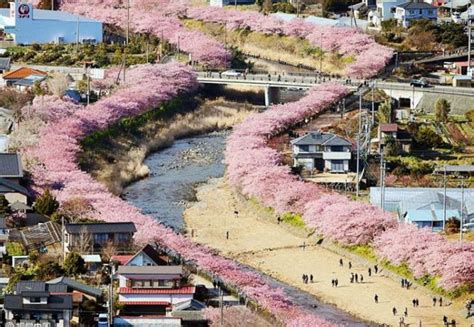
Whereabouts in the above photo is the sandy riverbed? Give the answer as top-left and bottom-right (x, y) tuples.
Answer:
(184, 178), (472, 326)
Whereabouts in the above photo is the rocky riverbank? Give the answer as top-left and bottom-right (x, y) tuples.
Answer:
(79, 98), (255, 195)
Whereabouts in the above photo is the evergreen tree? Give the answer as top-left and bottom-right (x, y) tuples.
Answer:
(33, 189), (59, 216)
(63, 252), (87, 276)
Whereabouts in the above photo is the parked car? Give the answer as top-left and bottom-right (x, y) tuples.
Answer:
(221, 70), (241, 77)
(97, 313), (108, 327)
(462, 223), (474, 232)
(410, 78), (429, 88)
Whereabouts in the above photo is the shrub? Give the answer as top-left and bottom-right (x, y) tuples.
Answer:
(465, 110), (474, 122)
(33, 189), (59, 217)
(63, 252), (87, 276)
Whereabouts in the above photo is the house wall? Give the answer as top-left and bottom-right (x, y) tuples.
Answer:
(118, 293), (193, 305)
(127, 253), (156, 266)
(294, 158), (314, 169)
(395, 7), (437, 27)
(4, 2), (102, 45)
(324, 160), (349, 172)
(2, 192), (27, 204)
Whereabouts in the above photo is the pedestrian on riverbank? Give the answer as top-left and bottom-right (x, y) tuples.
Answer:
(404, 307), (408, 317)
(302, 242), (306, 250)
(374, 265), (378, 273)
(412, 299), (416, 307)
(335, 279), (338, 287)
(226, 231), (229, 240)
(302, 274), (305, 283)
(277, 216), (281, 224)
(355, 273), (359, 283)
(393, 307), (397, 316)
(331, 279), (335, 287)
(416, 299), (419, 307)
(401, 278), (405, 288)
(439, 297), (443, 307)
(348, 261), (352, 269)
(374, 294), (379, 303)
(368, 267), (372, 277)
(442, 316), (448, 326)
(310, 274), (314, 283)
(360, 274), (364, 283)
(339, 258), (343, 266)
(433, 297), (437, 306)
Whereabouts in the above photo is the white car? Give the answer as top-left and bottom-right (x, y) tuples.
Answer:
(97, 313), (108, 327)
(221, 70), (241, 77)
(462, 222), (474, 232)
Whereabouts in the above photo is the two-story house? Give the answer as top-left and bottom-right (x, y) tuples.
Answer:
(111, 244), (169, 266)
(369, 0), (407, 26)
(0, 217), (8, 259)
(4, 281), (73, 327)
(63, 222), (136, 254)
(117, 265), (195, 316)
(291, 131), (352, 173)
(394, 0), (438, 27)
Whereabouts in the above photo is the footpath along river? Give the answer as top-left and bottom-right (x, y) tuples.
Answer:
(122, 131), (371, 326)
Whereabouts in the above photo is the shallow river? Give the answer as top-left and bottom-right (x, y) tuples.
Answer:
(123, 131), (371, 326)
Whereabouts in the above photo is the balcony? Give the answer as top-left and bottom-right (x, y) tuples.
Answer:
(322, 152), (351, 160)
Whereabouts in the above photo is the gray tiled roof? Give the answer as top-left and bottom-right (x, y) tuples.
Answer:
(47, 277), (103, 298)
(5, 294), (72, 311)
(118, 265), (183, 275)
(397, 1), (437, 9)
(291, 131), (352, 146)
(65, 222), (137, 234)
(0, 153), (23, 177)
(0, 178), (29, 196)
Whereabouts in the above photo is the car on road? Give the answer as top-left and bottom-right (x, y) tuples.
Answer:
(410, 78), (429, 88)
(221, 70), (241, 78)
(462, 222), (474, 232)
(97, 313), (108, 327)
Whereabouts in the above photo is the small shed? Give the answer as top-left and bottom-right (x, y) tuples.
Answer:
(452, 75), (472, 88)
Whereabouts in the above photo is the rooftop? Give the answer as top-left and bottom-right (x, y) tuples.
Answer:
(0, 177), (29, 196)
(118, 286), (195, 295)
(397, 1), (438, 9)
(0, 153), (23, 177)
(65, 222), (137, 234)
(47, 277), (103, 298)
(0, 8), (102, 23)
(3, 67), (47, 80)
(379, 123), (398, 133)
(125, 244), (168, 266)
(291, 131), (352, 147)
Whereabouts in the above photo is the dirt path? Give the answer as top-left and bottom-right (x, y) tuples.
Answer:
(184, 178), (473, 326)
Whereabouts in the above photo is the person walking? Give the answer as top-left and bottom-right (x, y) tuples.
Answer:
(401, 278), (405, 288)
(302, 274), (306, 283)
(393, 307), (397, 316)
(439, 297), (443, 307)
(335, 279), (338, 287)
(331, 279), (335, 287)
(226, 231), (229, 240)
(339, 258), (343, 266)
(404, 307), (408, 317)
(433, 297), (437, 306)
(355, 273), (358, 283)
(442, 316), (448, 327)
(310, 274), (314, 283)
(360, 274), (364, 283)
(368, 267), (372, 277)
(374, 265), (378, 273)
(374, 294), (379, 303)
(412, 299), (416, 307)
(416, 299), (419, 307)
(348, 262), (352, 269)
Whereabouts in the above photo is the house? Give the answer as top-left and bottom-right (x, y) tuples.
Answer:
(113, 316), (182, 326)
(63, 222), (136, 254)
(394, 0), (438, 27)
(1, 66), (48, 90)
(117, 244), (169, 266)
(291, 131), (352, 173)
(47, 277), (103, 301)
(0, 153), (28, 204)
(377, 123), (411, 153)
(0, 57), (11, 74)
(369, 0), (407, 26)
(80, 254), (103, 272)
(452, 75), (472, 88)
(117, 265), (195, 316)
(370, 187), (474, 231)
(0, 0), (103, 45)
(4, 281), (73, 327)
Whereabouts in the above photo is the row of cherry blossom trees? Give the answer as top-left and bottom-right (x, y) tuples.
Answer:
(224, 83), (474, 291)
(184, 6), (393, 78)
(15, 63), (337, 326)
(60, 0), (231, 67)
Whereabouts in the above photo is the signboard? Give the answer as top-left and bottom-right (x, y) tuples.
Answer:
(89, 68), (105, 79)
(18, 3), (30, 18)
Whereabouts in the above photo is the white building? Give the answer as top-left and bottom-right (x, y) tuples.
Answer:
(369, 0), (408, 26)
(0, 0), (102, 45)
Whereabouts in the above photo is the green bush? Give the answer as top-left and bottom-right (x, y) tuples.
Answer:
(281, 213), (306, 229)
(466, 110), (474, 122)
(34, 189), (59, 217)
(7, 242), (25, 256)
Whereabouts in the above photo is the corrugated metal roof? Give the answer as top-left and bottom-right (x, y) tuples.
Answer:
(65, 222), (136, 234)
(118, 265), (182, 275)
(0, 153), (22, 177)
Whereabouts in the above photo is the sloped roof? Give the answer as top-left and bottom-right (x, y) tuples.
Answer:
(397, 1), (437, 9)
(118, 265), (182, 275)
(291, 131), (352, 146)
(379, 123), (398, 133)
(0, 58), (10, 70)
(125, 244), (168, 266)
(3, 67), (48, 80)
(65, 222), (136, 234)
(47, 277), (102, 298)
(0, 8), (102, 23)
(0, 178), (29, 196)
(0, 153), (23, 177)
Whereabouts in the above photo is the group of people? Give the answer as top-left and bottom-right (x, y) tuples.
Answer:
(331, 278), (339, 287)
(302, 274), (314, 284)
(411, 298), (420, 307)
(401, 278), (412, 289)
(433, 296), (444, 307)
(350, 272), (363, 283)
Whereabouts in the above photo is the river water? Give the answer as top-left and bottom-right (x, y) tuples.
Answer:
(123, 129), (372, 326)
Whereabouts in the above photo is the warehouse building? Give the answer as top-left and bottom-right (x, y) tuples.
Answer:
(0, 0), (102, 45)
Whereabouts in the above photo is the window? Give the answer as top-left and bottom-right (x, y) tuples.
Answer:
(30, 297), (41, 303)
(331, 146), (344, 152)
(428, 9), (433, 14)
(419, 9), (422, 14)
(299, 145), (309, 152)
(94, 233), (108, 243)
(331, 160), (344, 172)
(117, 233), (130, 242)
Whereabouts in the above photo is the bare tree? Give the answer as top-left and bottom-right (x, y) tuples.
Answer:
(101, 240), (117, 262)
(76, 226), (92, 254)
(46, 73), (70, 98)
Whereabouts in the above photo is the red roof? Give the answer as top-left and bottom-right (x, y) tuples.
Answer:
(118, 286), (195, 295)
(3, 67), (48, 80)
(379, 123), (398, 133)
(111, 255), (133, 265)
(119, 301), (170, 306)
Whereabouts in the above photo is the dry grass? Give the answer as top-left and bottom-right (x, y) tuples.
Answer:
(80, 99), (255, 195)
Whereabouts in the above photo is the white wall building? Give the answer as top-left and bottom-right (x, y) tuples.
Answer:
(0, 0), (102, 45)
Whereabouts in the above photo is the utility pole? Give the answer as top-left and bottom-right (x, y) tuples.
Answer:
(356, 87), (362, 198)
(443, 166), (447, 231)
(126, 0), (130, 46)
(177, 35), (180, 59)
(380, 148), (384, 211)
(219, 286), (224, 325)
(460, 177), (464, 242)
(297, 0), (300, 17)
(76, 16), (80, 54)
(371, 80), (375, 124)
(468, 26), (472, 75)
(51, 0), (54, 11)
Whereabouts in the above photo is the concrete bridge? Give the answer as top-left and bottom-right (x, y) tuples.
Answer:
(197, 72), (474, 110)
